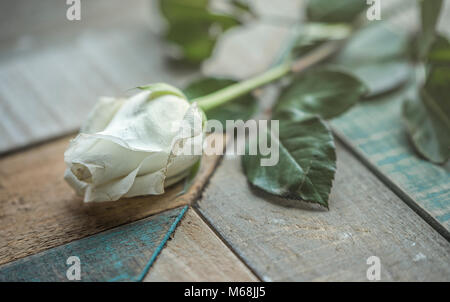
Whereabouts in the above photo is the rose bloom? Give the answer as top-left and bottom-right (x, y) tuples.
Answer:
(64, 84), (204, 202)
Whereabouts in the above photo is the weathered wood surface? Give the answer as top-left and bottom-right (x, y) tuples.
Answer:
(0, 0), (154, 43)
(196, 141), (450, 281)
(0, 134), (223, 266)
(332, 92), (450, 239)
(0, 0), (294, 155)
(144, 208), (259, 282)
(0, 206), (187, 282)
(0, 0), (193, 155)
(1, 0), (449, 282)
(327, 1), (450, 239)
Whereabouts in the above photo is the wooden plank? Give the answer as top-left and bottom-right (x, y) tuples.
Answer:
(328, 0), (450, 239)
(144, 208), (259, 282)
(331, 91), (450, 239)
(196, 141), (450, 281)
(0, 134), (224, 266)
(0, 206), (187, 282)
(0, 1), (193, 154)
(0, 1), (143, 42)
(0, 0), (298, 155)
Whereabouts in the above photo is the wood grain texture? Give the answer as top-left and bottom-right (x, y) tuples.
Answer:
(0, 0), (154, 44)
(0, 1), (193, 154)
(328, 0), (450, 239)
(196, 142), (450, 281)
(331, 91), (450, 239)
(0, 134), (224, 266)
(0, 206), (187, 282)
(144, 208), (259, 282)
(1, 0), (449, 282)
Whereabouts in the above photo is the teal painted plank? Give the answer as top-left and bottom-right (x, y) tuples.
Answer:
(332, 88), (450, 239)
(0, 206), (187, 281)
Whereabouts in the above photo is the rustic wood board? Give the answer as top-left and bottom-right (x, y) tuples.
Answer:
(0, 1), (194, 155)
(331, 91), (450, 239)
(0, 134), (224, 266)
(1, 0), (448, 282)
(196, 141), (450, 281)
(327, 0), (450, 239)
(0, 0), (296, 155)
(144, 208), (259, 282)
(0, 206), (187, 282)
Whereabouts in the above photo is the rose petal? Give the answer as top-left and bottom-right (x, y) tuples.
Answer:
(64, 90), (204, 202)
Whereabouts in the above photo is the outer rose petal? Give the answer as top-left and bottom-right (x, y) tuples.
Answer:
(64, 90), (204, 202)
(81, 97), (125, 134)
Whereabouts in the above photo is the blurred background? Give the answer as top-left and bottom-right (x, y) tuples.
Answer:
(0, 0), (449, 154)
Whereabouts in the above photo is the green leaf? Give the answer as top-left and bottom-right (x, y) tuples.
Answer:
(403, 34), (450, 164)
(345, 61), (411, 97)
(274, 69), (367, 119)
(306, 0), (367, 24)
(335, 23), (411, 96)
(402, 90), (450, 164)
(242, 108), (336, 208)
(137, 83), (187, 100)
(159, 0), (241, 64)
(230, 0), (254, 15)
(418, 0), (443, 58)
(184, 77), (258, 128)
(427, 34), (450, 65)
(425, 67), (450, 111)
(337, 23), (409, 62)
(286, 23), (352, 60)
(403, 55), (450, 164)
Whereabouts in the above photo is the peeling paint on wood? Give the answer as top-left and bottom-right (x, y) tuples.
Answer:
(144, 208), (259, 282)
(332, 93), (450, 239)
(0, 207), (187, 282)
(0, 134), (224, 265)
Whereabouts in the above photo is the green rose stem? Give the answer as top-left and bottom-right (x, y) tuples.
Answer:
(194, 41), (341, 112)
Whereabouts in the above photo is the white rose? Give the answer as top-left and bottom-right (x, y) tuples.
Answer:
(64, 83), (204, 202)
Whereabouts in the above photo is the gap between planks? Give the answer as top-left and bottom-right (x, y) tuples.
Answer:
(0, 133), (226, 265)
(333, 130), (450, 241)
(144, 207), (259, 282)
(0, 206), (188, 282)
(196, 140), (450, 281)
